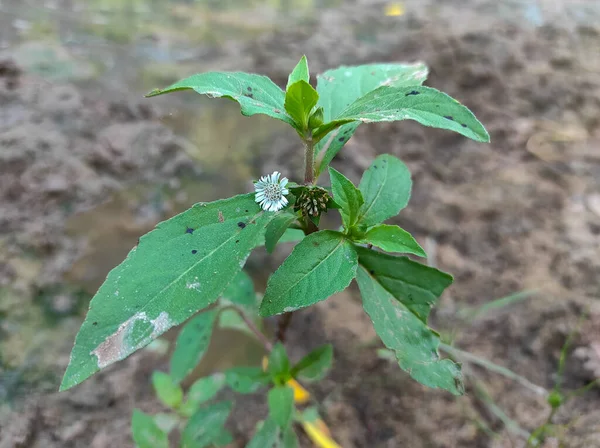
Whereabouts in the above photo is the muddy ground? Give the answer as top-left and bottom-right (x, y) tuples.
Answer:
(1, 1), (600, 447)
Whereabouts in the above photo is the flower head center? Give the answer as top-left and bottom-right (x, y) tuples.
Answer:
(263, 183), (283, 201)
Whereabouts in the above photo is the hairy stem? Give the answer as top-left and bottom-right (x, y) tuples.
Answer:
(304, 136), (315, 185)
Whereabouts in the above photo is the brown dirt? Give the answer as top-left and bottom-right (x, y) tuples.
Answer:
(2, 1), (600, 447)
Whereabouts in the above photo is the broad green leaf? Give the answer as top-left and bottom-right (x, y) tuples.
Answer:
(287, 55), (309, 88)
(282, 427), (300, 448)
(265, 214), (298, 254)
(358, 154), (412, 227)
(317, 62), (429, 122)
(315, 86), (490, 143)
(132, 409), (168, 448)
(170, 309), (218, 383)
(181, 401), (233, 448)
(151, 371), (183, 409)
(356, 246), (452, 322)
(268, 386), (295, 428)
(247, 418), (280, 448)
(314, 62), (428, 176)
(268, 342), (291, 381)
(212, 429), (234, 447)
(356, 266), (463, 395)
(146, 72), (294, 126)
(260, 231), (358, 316)
(291, 344), (333, 382)
(60, 194), (276, 391)
(359, 224), (426, 257)
(284, 80), (319, 132)
(220, 270), (257, 313)
(225, 366), (270, 394)
(328, 167), (363, 229)
(180, 373), (226, 417)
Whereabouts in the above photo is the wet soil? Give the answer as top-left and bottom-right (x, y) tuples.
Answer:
(1, 1), (600, 447)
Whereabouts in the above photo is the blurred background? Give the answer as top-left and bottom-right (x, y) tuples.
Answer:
(1, 0), (599, 446)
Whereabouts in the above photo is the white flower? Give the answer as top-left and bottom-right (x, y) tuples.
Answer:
(254, 171), (289, 212)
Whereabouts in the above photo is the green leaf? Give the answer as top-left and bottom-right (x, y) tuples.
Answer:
(60, 194), (276, 391)
(265, 214), (298, 254)
(356, 266), (463, 395)
(356, 246), (452, 322)
(268, 386), (295, 428)
(315, 86), (490, 143)
(314, 62), (428, 176)
(308, 106), (324, 129)
(268, 342), (291, 381)
(282, 427), (300, 448)
(212, 429), (234, 447)
(152, 371), (184, 409)
(225, 366), (270, 394)
(246, 418), (280, 448)
(278, 228), (305, 244)
(180, 373), (226, 417)
(181, 401), (233, 448)
(146, 72), (294, 126)
(260, 231), (358, 317)
(170, 309), (218, 383)
(358, 154), (412, 227)
(328, 167), (364, 229)
(359, 224), (426, 257)
(317, 62), (429, 122)
(287, 55), (309, 88)
(220, 270), (257, 313)
(314, 122), (360, 178)
(284, 80), (319, 132)
(290, 344), (333, 382)
(132, 409), (169, 448)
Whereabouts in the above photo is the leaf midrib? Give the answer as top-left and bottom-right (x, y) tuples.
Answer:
(269, 234), (347, 304)
(357, 161), (389, 225)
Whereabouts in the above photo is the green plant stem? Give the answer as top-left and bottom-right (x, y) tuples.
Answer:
(276, 134), (318, 343)
(440, 343), (548, 397)
(304, 136), (315, 185)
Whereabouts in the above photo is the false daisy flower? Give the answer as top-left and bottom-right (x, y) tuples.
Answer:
(254, 171), (289, 212)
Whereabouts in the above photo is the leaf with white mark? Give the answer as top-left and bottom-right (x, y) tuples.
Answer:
(61, 194), (276, 391)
